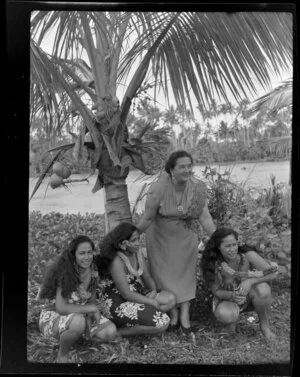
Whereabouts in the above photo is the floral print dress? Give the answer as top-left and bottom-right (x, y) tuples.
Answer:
(97, 253), (170, 329)
(39, 264), (110, 339)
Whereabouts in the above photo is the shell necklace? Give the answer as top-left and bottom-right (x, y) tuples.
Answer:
(117, 248), (144, 277)
(172, 179), (188, 214)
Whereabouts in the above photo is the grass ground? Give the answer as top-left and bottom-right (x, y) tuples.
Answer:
(27, 211), (291, 365)
(27, 285), (291, 364)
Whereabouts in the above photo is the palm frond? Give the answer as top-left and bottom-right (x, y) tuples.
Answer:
(46, 141), (95, 153)
(120, 13), (181, 123)
(29, 149), (64, 201)
(248, 78), (293, 115)
(31, 41), (101, 149)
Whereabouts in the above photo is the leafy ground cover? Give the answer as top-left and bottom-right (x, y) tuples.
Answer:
(28, 211), (291, 365)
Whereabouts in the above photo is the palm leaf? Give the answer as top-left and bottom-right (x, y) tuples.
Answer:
(120, 13), (181, 123)
(31, 41), (101, 149)
(248, 78), (293, 115)
(79, 13), (107, 98)
(29, 149), (64, 201)
(46, 143), (75, 153)
(46, 141), (95, 153)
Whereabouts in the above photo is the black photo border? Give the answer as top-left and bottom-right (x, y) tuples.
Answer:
(3, 0), (299, 375)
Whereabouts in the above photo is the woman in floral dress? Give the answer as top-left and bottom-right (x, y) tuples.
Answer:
(38, 235), (117, 363)
(95, 222), (176, 336)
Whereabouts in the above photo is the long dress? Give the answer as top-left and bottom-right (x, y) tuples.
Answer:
(145, 172), (207, 304)
(97, 250), (170, 329)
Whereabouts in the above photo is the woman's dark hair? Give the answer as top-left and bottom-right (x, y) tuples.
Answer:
(95, 222), (138, 277)
(201, 228), (239, 286)
(165, 150), (193, 175)
(39, 235), (95, 299)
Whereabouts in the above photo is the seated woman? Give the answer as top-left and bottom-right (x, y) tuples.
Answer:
(200, 228), (278, 340)
(38, 235), (117, 363)
(95, 222), (176, 337)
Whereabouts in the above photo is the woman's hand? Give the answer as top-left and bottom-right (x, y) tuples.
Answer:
(146, 290), (157, 299)
(91, 309), (101, 323)
(232, 290), (247, 305)
(236, 279), (253, 296)
(198, 200), (216, 236)
(86, 307), (101, 326)
(86, 304), (100, 314)
(152, 299), (161, 310)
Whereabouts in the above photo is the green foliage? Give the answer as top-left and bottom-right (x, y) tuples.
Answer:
(29, 211), (106, 283)
(255, 175), (291, 226)
(172, 99), (292, 165)
(203, 166), (248, 226)
(127, 99), (173, 173)
(28, 212), (106, 325)
(201, 166), (291, 270)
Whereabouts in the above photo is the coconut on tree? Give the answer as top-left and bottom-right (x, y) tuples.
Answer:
(30, 11), (292, 230)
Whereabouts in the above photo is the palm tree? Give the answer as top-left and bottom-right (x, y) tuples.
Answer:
(162, 105), (181, 149)
(30, 11), (292, 229)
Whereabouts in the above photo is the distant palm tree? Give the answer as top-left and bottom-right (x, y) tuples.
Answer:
(30, 11), (292, 229)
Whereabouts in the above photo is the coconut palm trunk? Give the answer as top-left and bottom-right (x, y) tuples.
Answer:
(104, 182), (131, 230)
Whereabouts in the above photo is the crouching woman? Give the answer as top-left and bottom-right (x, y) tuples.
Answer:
(38, 235), (117, 363)
(201, 228), (278, 340)
(95, 222), (176, 337)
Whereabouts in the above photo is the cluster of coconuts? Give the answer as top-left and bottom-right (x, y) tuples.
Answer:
(92, 95), (120, 123)
(49, 161), (71, 189)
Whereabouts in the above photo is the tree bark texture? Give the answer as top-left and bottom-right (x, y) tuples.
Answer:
(104, 182), (132, 231)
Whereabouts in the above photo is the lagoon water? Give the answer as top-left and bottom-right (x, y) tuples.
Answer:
(29, 160), (290, 215)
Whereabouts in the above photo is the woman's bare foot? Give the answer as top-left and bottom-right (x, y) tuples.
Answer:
(108, 334), (124, 343)
(169, 307), (179, 326)
(56, 354), (72, 363)
(261, 324), (277, 341)
(226, 323), (237, 334)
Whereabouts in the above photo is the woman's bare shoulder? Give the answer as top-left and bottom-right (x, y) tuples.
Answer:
(110, 255), (125, 271)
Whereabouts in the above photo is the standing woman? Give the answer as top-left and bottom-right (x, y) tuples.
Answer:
(38, 235), (117, 363)
(137, 150), (216, 332)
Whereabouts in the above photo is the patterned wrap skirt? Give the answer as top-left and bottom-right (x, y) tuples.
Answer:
(97, 275), (170, 329)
